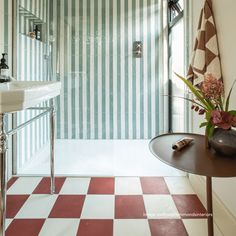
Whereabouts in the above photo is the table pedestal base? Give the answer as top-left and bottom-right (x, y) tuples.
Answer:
(149, 133), (236, 236)
(207, 176), (214, 236)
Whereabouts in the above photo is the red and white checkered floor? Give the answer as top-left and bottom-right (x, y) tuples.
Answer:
(6, 176), (213, 236)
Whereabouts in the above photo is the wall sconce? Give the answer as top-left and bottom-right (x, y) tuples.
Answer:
(133, 41), (143, 58)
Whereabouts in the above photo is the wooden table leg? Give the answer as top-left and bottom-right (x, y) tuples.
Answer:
(206, 176), (214, 236)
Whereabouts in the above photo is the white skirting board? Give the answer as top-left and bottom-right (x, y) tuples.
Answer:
(189, 174), (236, 236)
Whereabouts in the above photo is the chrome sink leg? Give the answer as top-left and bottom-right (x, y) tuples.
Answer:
(0, 114), (7, 236)
(50, 104), (55, 194)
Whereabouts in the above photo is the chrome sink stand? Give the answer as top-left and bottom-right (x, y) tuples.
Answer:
(0, 114), (7, 236)
(0, 102), (55, 236)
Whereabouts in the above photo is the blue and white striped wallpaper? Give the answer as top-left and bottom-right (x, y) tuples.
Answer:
(0, 0), (12, 68)
(17, 35), (49, 170)
(1, 0), (50, 172)
(19, 0), (47, 23)
(0, 0), (13, 178)
(16, 0), (49, 170)
(50, 0), (164, 139)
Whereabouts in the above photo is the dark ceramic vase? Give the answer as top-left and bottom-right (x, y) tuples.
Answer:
(209, 128), (236, 156)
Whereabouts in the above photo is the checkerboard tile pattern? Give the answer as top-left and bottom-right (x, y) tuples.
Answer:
(6, 177), (208, 236)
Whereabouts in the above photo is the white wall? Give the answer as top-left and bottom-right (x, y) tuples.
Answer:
(191, 0), (236, 220)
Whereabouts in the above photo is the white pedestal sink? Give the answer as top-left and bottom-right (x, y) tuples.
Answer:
(0, 80), (61, 236)
(0, 81), (61, 113)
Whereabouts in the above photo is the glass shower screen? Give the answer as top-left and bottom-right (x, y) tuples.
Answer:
(49, 0), (168, 140)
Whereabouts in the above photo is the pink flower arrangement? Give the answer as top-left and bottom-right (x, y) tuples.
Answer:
(211, 110), (236, 130)
(201, 74), (224, 101)
(176, 73), (236, 137)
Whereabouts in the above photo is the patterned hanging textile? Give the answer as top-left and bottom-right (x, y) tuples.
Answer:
(187, 0), (222, 86)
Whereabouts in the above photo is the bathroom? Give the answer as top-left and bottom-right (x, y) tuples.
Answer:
(1, 0), (236, 235)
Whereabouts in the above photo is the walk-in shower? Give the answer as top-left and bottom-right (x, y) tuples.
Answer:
(50, 0), (168, 139)
(14, 0), (187, 177)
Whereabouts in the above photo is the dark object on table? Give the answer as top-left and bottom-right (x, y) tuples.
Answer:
(209, 128), (236, 156)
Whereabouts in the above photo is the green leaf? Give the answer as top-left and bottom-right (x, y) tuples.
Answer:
(205, 111), (212, 121)
(225, 79), (236, 111)
(219, 97), (224, 111)
(200, 122), (208, 128)
(163, 95), (208, 110)
(229, 110), (236, 116)
(206, 123), (215, 138)
(174, 73), (212, 111)
(205, 98), (215, 110)
(209, 126), (215, 138)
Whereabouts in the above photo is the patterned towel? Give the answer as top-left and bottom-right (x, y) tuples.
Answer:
(187, 0), (222, 86)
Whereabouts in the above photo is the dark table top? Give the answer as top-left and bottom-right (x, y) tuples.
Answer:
(149, 133), (236, 178)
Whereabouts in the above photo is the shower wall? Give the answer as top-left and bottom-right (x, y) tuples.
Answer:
(17, 0), (49, 170)
(0, 0), (49, 172)
(0, 0), (13, 178)
(50, 0), (165, 139)
(0, 0), (12, 65)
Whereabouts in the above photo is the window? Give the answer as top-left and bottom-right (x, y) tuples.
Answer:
(168, 0), (187, 132)
(168, 0), (183, 23)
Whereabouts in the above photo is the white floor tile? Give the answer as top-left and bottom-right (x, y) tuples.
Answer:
(15, 194), (58, 219)
(81, 195), (114, 219)
(7, 177), (42, 195)
(6, 219), (13, 229)
(164, 177), (195, 194)
(59, 178), (90, 194)
(114, 219), (151, 236)
(143, 195), (180, 219)
(115, 177), (142, 195)
(39, 219), (80, 236)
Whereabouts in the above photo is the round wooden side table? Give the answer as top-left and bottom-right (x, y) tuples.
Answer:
(149, 133), (236, 236)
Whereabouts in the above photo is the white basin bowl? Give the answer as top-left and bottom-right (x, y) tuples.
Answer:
(0, 81), (61, 113)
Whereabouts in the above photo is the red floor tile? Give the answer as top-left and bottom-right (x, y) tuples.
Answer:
(77, 220), (113, 236)
(140, 177), (170, 194)
(6, 195), (30, 218)
(49, 195), (85, 218)
(33, 177), (66, 194)
(115, 195), (146, 219)
(172, 195), (207, 218)
(88, 178), (114, 194)
(6, 219), (45, 236)
(149, 219), (188, 236)
(7, 177), (18, 190)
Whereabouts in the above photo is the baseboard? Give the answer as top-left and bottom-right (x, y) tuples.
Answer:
(189, 174), (236, 236)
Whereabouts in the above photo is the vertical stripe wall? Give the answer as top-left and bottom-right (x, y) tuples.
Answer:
(0, 0), (12, 69)
(50, 0), (166, 140)
(0, 0), (13, 178)
(1, 0), (50, 173)
(16, 0), (49, 171)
